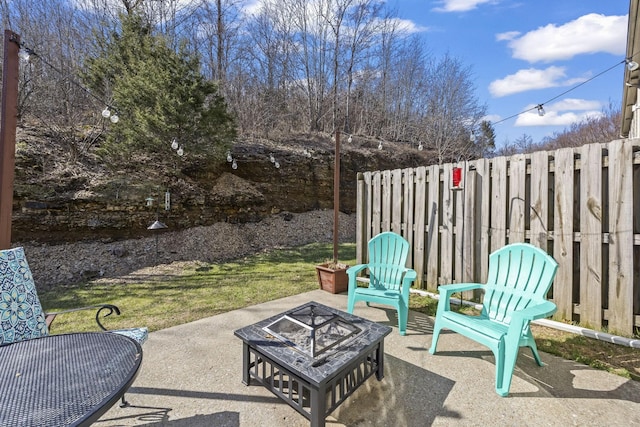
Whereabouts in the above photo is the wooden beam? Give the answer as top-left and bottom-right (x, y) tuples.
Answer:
(0, 30), (20, 249)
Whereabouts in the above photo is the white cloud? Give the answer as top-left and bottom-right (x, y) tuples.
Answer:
(550, 98), (602, 111)
(489, 66), (587, 97)
(433, 0), (497, 12)
(503, 13), (627, 63)
(384, 17), (430, 34)
(496, 31), (520, 42)
(241, 0), (262, 16)
(482, 114), (502, 123)
(514, 99), (603, 126)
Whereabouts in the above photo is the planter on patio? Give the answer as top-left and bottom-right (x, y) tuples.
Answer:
(315, 263), (349, 294)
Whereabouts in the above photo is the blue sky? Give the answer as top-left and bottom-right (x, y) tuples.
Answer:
(391, 0), (629, 146)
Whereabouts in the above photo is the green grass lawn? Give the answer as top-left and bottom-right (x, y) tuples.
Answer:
(39, 242), (639, 382)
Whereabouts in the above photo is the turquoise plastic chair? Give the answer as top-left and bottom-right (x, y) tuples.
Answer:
(347, 232), (417, 335)
(428, 243), (558, 396)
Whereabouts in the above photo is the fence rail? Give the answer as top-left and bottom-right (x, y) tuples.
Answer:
(355, 139), (640, 335)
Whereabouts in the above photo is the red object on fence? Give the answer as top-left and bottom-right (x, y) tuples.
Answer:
(452, 167), (462, 188)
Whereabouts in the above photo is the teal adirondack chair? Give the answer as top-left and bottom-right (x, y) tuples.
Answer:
(347, 232), (417, 335)
(428, 243), (558, 396)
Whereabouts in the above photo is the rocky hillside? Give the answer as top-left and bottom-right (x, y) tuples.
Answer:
(12, 126), (436, 244)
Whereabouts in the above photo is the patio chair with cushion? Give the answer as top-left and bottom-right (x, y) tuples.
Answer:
(0, 246), (148, 405)
(428, 242), (558, 396)
(347, 231), (417, 335)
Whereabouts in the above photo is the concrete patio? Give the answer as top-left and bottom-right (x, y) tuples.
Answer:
(96, 289), (640, 426)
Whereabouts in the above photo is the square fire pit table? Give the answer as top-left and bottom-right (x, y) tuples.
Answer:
(234, 301), (392, 427)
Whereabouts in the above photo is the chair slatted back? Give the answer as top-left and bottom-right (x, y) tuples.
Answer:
(482, 243), (558, 325)
(367, 232), (410, 292)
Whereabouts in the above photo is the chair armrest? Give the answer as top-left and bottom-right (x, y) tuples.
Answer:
(511, 300), (557, 322)
(401, 268), (417, 300)
(437, 282), (483, 298)
(45, 304), (121, 331)
(346, 264), (368, 278)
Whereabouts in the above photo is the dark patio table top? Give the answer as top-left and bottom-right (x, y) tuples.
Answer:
(0, 332), (142, 427)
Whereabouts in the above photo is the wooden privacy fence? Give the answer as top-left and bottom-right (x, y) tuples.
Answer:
(355, 138), (640, 336)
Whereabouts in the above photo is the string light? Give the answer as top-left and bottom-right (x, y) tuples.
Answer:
(378, 141), (383, 150)
(491, 52), (640, 127)
(16, 41), (121, 124)
(418, 142), (424, 151)
(171, 138), (179, 150)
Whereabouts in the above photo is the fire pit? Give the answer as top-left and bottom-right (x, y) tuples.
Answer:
(262, 304), (361, 358)
(234, 301), (392, 427)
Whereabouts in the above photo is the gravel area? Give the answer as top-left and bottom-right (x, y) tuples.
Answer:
(18, 210), (356, 289)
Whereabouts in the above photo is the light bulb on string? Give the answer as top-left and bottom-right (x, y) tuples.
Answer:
(348, 135), (353, 143)
(269, 153), (275, 163)
(274, 161), (280, 169)
(18, 49), (30, 62)
(177, 146), (184, 156)
(171, 138), (179, 150)
(226, 151), (233, 162)
(110, 114), (119, 124)
(101, 107), (111, 118)
(378, 142), (383, 150)
(418, 142), (424, 151)
(232, 159), (238, 170)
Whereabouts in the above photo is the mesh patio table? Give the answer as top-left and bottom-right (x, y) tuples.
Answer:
(234, 301), (392, 427)
(0, 332), (143, 427)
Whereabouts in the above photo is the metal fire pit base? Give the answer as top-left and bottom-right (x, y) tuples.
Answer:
(234, 302), (392, 427)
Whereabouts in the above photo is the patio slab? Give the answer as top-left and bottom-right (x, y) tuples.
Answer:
(96, 289), (640, 426)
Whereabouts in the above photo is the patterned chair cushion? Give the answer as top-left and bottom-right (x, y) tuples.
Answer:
(111, 327), (149, 345)
(0, 247), (49, 345)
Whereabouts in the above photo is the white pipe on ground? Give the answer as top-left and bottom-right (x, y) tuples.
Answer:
(411, 289), (640, 349)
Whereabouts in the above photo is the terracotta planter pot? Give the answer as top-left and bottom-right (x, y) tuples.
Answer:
(315, 263), (349, 294)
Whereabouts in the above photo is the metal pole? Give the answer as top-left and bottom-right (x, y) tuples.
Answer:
(333, 130), (340, 263)
(0, 30), (20, 249)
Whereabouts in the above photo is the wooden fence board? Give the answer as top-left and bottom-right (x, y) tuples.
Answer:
(403, 168), (415, 268)
(372, 171), (381, 236)
(491, 157), (508, 251)
(382, 170), (392, 232)
(580, 143), (603, 327)
(440, 163), (454, 284)
(356, 173), (366, 265)
(553, 147), (575, 321)
(426, 165), (439, 290)
(364, 171), (373, 249)
(413, 167), (427, 288)
(508, 154), (527, 243)
(470, 158), (490, 284)
(392, 169), (403, 235)
(530, 151), (549, 250)
(607, 139), (634, 333)
(462, 164), (476, 287)
(454, 163), (465, 285)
